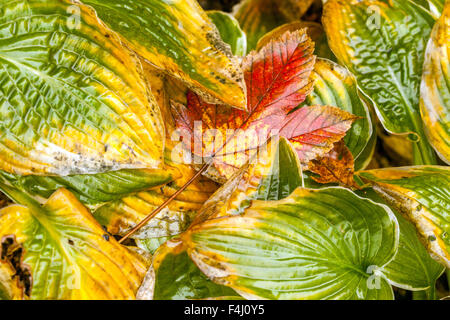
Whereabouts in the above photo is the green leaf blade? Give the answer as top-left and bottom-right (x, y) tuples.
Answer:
(185, 187), (399, 300)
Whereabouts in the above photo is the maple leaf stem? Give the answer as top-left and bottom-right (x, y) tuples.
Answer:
(118, 161), (211, 244)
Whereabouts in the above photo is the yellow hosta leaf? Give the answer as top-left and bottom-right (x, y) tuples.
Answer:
(83, 0), (247, 110)
(420, 2), (450, 164)
(0, 187), (149, 299)
(359, 166), (450, 268)
(0, 0), (165, 176)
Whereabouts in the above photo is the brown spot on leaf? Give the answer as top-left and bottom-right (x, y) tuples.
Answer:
(1, 235), (32, 297)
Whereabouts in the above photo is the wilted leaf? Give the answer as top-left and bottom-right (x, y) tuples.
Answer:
(0, 186), (148, 299)
(0, 0), (165, 176)
(137, 240), (239, 300)
(207, 10), (247, 56)
(183, 187), (398, 300)
(359, 166), (450, 268)
(420, 2), (450, 164)
(323, 0), (437, 164)
(82, 0), (247, 109)
(233, 0), (315, 50)
(173, 30), (357, 182)
(358, 188), (445, 298)
(308, 140), (357, 188)
(90, 63), (217, 251)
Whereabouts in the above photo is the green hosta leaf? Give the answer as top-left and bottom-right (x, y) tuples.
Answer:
(0, 0), (165, 176)
(184, 187), (398, 300)
(0, 168), (176, 210)
(359, 166), (450, 268)
(207, 11), (247, 56)
(358, 189), (445, 297)
(420, 2), (450, 164)
(137, 241), (240, 300)
(323, 0), (437, 164)
(0, 185), (148, 299)
(298, 58), (374, 167)
(137, 137), (302, 299)
(413, 0), (446, 18)
(82, 0), (247, 110)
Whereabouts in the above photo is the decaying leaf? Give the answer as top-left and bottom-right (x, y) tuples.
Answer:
(0, 0), (165, 176)
(93, 153), (218, 240)
(308, 140), (357, 188)
(207, 10), (247, 56)
(0, 186), (149, 299)
(192, 137), (303, 225)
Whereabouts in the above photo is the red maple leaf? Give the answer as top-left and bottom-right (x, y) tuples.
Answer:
(172, 29), (357, 181)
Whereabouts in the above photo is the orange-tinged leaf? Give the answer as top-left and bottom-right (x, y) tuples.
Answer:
(173, 30), (355, 181)
(308, 140), (357, 188)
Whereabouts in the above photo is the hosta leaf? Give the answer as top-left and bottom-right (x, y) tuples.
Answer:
(302, 59), (373, 158)
(183, 187), (398, 300)
(0, 0), (165, 176)
(207, 10), (247, 56)
(298, 58), (374, 164)
(0, 260), (24, 300)
(194, 137), (303, 224)
(82, 0), (247, 110)
(137, 240), (239, 300)
(174, 30), (357, 182)
(139, 137), (301, 300)
(428, 0), (446, 17)
(233, 0), (314, 50)
(323, 0), (437, 164)
(93, 150), (218, 240)
(420, 2), (450, 164)
(0, 186), (148, 299)
(359, 166), (450, 268)
(413, 0), (446, 18)
(0, 168), (176, 210)
(358, 188), (445, 296)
